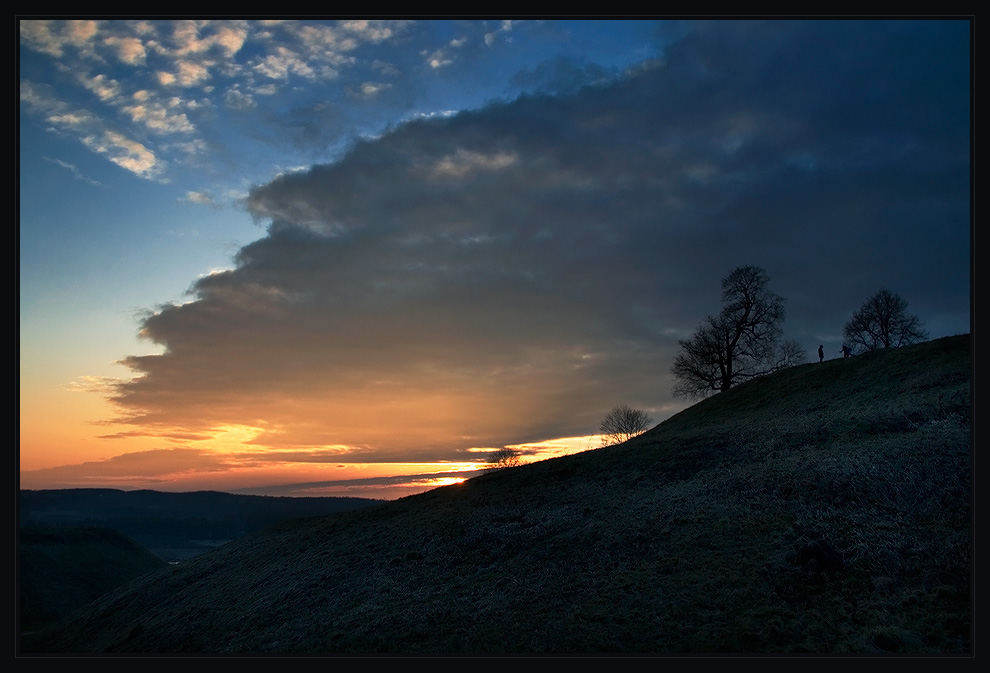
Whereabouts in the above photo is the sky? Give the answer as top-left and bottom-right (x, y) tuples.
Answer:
(19, 19), (972, 500)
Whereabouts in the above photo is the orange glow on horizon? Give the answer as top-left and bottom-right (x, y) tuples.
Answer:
(19, 434), (601, 499)
(20, 369), (605, 500)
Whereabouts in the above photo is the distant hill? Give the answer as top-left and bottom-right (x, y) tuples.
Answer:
(18, 526), (167, 633)
(20, 335), (971, 655)
(19, 489), (382, 562)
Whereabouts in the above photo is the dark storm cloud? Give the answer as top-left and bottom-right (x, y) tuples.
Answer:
(110, 20), (970, 459)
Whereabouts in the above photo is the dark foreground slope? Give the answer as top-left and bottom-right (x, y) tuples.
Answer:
(21, 335), (971, 655)
(19, 526), (167, 633)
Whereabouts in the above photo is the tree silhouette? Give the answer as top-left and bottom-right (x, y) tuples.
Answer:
(485, 446), (521, 471)
(842, 289), (928, 353)
(599, 404), (653, 447)
(671, 266), (805, 398)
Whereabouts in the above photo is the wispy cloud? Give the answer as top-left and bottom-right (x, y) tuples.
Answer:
(83, 130), (162, 179)
(180, 190), (220, 208)
(484, 19), (514, 46)
(42, 156), (102, 186)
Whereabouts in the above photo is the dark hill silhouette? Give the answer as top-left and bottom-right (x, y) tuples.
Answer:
(19, 335), (971, 654)
(18, 526), (167, 633)
(19, 489), (381, 562)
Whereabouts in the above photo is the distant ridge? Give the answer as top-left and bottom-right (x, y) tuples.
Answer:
(20, 335), (971, 655)
(19, 489), (382, 563)
(19, 488), (381, 526)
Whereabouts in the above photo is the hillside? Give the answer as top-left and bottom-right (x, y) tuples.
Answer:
(18, 526), (168, 633)
(20, 335), (971, 655)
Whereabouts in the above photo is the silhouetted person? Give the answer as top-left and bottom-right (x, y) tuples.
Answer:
(841, 344), (851, 358)
(818, 345), (824, 362)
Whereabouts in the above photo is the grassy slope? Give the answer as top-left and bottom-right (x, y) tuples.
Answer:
(18, 527), (168, 633)
(21, 335), (971, 655)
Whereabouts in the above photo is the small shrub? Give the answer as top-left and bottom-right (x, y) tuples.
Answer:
(485, 447), (521, 471)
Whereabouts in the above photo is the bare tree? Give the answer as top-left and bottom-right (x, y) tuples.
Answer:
(671, 266), (805, 399)
(599, 404), (653, 447)
(842, 289), (928, 353)
(485, 446), (521, 471)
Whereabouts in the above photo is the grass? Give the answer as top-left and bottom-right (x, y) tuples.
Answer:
(20, 334), (971, 655)
(18, 526), (168, 633)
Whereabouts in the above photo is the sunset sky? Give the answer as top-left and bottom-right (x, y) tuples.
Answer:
(19, 19), (971, 500)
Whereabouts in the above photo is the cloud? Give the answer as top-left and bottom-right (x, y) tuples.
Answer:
(235, 470), (481, 499)
(251, 20), (410, 80)
(224, 86), (256, 109)
(17, 447), (477, 497)
(351, 81), (392, 98)
(252, 45), (317, 80)
(21, 20), (396, 180)
(510, 57), (622, 96)
(104, 35), (147, 65)
(21, 81), (165, 179)
(24, 20), (583, 187)
(42, 156), (102, 186)
(430, 148), (518, 177)
(19, 19), (99, 58)
(122, 101), (194, 133)
(107, 20), (970, 462)
(165, 20), (248, 59)
(172, 60), (212, 87)
(19, 448), (245, 490)
(424, 48), (454, 69)
(484, 20), (513, 47)
(83, 130), (162, 178)
(181, 191), (220, 208)
(79, 73), (122, 101)
(372, 59), (401, 77)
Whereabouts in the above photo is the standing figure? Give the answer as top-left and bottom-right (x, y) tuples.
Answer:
(841, 344), (852, 358)
(818, 345), (824, 362)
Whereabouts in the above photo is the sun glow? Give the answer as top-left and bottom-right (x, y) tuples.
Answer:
(506, 435), (601, 462)
(203, 424), (266, 452)
(419, 476), (467, 487)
